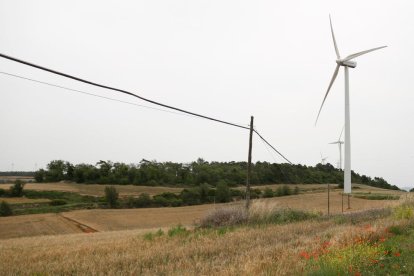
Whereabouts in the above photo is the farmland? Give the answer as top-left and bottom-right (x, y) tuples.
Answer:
(0, 182), (182, 197)
(0, 196), (413, 275)
(0, 183), (406, 239)
(0, 180), (411, 274)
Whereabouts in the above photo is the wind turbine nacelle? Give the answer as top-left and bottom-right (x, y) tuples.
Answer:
(337, 60), (357, 68)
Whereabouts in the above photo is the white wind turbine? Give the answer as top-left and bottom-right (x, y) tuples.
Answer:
(315, 16), (386, 194)
(329, 126), (344, 170)
(320, 152), (328, 165)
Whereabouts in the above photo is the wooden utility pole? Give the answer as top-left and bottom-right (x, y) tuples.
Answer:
(327, 183), (330, 216)
(245, 116), (254, 209)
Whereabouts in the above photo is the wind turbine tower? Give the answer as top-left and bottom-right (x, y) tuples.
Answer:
(315, 16), (386, 194)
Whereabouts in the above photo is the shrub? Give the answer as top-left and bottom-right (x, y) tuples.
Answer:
(9, 180), (25, 197)
(104, 186), (119, 208)
(263, 188), (274, 198)
(199, 207), (248, 228)
(135, 193), (152, 207)
(230, 188), (243, 198)
(198, 183), (211, 203)
(250, 188), (262, 199)
(34, 169), (45, 183)
(180, 188), (201, 205)
(168, 225), (189, 237)
(0, 201), (12, 216)
(215, 182), (231, 203)
(282, 185), (291, 196)
(249, 207), (319, 225)
(0, 188), (6, 197)
(49, 199), (67, 206)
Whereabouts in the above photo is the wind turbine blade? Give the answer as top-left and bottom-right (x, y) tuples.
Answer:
(338, 125), (344, 140)
(343, 46), (387, 61)
(315, 64), (340, 125)
(329, 15), (341, 59)
(329, 141), (339, 144)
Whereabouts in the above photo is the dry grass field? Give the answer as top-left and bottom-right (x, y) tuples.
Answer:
(0, 213), (83, 239)
(1, 200), (412, 275)
(0, 197), (51, 204)
(0, 182), (183, 197)
(0, 186), (406, 240)
(62, 204), (224, 232)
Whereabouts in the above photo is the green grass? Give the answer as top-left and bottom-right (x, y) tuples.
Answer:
(9, 190), (103, 215)
(304, 205), (414, 275)
(352, 192), (400, 200)
(359, 225), (414, 275)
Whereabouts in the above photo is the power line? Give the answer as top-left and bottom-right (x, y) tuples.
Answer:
(0, 53), (293, 163)
(0, 71), (196, 118)
(0, 52), (249, 130)
(253, 129), (292, 164)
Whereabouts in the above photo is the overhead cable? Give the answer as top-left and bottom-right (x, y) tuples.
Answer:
(0, 53), (293, 163)
(0, 71), (194, 118)
(253, 129), (292, 164)
(0, 53), (249, 130)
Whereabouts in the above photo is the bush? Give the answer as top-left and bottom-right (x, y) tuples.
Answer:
(49, 199), (67, 206)
(282, 185), (291, 196)
(180, 188), (201, 205)
(263, 188), (274, 198)
(0, 201), (12, 216)
(135, 193), (152, 207)
(0, 188), (6, 197)
(199, 207), (248, 228)
(104, 186), (119, 208)
(249, 207), (319, 225)
(216, 182), (231, 203)
(9, 180), (25, 197)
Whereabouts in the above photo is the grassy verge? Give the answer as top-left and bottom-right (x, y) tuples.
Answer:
(8, 190), (103, 215)
(353, 192), (400, 200)
(302, 203), (414, 275)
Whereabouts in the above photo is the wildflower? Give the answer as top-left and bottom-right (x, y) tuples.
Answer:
(322, 241), (331, 249)
(299, 251), (310, 260)
(379, 237), (386, 242)
(394, 252), (401, 257)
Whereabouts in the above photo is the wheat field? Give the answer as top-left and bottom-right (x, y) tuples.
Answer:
(0, 205), (404, 275)
(0, 188), (405, 239)
(0, 182), (183, 197)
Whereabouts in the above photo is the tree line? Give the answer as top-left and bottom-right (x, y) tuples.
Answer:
(33, 159), (399, 190)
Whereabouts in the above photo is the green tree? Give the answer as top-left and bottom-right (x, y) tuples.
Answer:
(34, 169), (45, 183)
(9, 180), (25, 197)
(0, 201), (12, 216)
(216, 182), (231, 203)
(105, 186), (118, 208)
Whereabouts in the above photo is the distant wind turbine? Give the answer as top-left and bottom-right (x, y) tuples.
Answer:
(329, 126), (344, 170)
(320, 152), (328, 165)
(315, 15), (387, 194)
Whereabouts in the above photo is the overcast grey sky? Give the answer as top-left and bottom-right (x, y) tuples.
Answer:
(0, 0), (413, 188)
